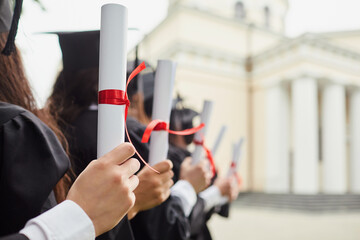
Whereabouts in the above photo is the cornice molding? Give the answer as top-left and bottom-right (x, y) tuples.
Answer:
(254, 34), (360, 64)
(156, 41), (247, 79)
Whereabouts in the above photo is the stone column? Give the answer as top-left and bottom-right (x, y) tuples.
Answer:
(321, 83), (347, 194)
(292, 77), (319, 194)
(265, 82), (290, 193)
(349, 88), (360, 193)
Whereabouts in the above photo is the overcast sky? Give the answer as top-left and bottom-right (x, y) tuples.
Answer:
(14, 0), (360, 106)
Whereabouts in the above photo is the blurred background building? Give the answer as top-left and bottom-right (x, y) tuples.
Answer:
(131, 0), (360, 195)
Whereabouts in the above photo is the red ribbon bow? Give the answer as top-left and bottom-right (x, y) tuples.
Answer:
(141, 119), (205, 143)
(193, 139), (216, 176)
(98, 62), (159, 173)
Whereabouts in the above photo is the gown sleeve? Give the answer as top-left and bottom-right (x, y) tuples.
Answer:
(0, 103), (70, 237)
(187, 169), (231, 240)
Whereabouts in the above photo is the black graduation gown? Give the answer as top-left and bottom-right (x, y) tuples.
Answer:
(0, 102), (69, 237)
(68, 110), (191, 240)
(64, 109), (134, 240)
(168, 145), (230, 240)
(189, 202), (229, 240)
(125, 117), (191, 240)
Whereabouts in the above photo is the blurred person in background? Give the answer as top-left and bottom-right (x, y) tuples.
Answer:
(125, 62), (212, 240)
(169, 99), (241, 240)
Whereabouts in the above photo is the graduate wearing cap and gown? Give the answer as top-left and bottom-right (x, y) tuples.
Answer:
(47, 31), (191, 240)
(168, 102), (232, 240)
(47, 31), (135, 240)
(0, 0), (70, 238)
(124, 70), (191, 240)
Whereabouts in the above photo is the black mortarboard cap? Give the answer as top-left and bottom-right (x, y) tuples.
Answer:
(178, 108), (198, 127)
(56, 30), (100, 72)
(1, 0), (23, 55)
(171, 94), (199, 128)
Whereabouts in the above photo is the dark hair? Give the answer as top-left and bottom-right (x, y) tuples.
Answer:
(47, 68), (99, 126)
(0, 32), (71, 202)
(170, 108), (197, 145)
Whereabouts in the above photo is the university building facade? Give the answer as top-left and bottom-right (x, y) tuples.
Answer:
(131, 0), (360, 194)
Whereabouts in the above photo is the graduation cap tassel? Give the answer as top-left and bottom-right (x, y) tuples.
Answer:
(2, 0), (23, 56)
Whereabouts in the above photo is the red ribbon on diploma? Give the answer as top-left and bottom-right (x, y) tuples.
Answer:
(193, 139), (216, 176)
(230, 162), (242, 186)
(98, 90), (129, 113)
(141, 119), (205, 143)
(98, 62), (159, 173)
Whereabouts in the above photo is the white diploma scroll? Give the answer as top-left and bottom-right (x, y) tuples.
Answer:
(211, 125), (227, 157)
(148, 60), (177, 166)
(191, 100), (214, 164)
(97, 4), (128, 158)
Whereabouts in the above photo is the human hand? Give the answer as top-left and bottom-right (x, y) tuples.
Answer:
(128, 160), (174, 219)
(180, 157), (211, 193)
(66, 143), (140, 236)
(214, 175), (240, 202)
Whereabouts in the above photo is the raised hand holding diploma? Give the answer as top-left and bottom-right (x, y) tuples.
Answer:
(227, 138), (244, 177)
(97, 4), (128, 157)
(219, 138), (244, 204)
(67, 143), (140, 236)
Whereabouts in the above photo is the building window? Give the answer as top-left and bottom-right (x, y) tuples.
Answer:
(234, 1), (246, 20)
(264, 6), (270, 28)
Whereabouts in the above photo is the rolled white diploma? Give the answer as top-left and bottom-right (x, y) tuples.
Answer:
(211, 125), (227, 157)
(97, 4), (127, 158)
(148, 60), (177, 166)
(191, 100), (213, 164)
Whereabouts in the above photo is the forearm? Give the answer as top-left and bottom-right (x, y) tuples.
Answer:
(171, 180), (197, 217)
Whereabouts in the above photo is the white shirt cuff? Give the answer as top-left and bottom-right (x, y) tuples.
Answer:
(20, 200), (95, 240)
(199, 185), (227, 212)
(170, 180), (197, 217)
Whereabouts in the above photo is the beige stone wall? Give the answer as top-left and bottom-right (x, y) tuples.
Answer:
(173, 65), (250, 191)
(129, 3), (289, 192)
